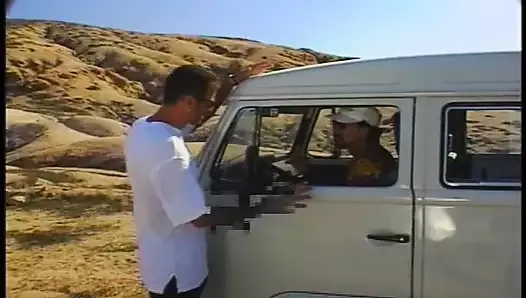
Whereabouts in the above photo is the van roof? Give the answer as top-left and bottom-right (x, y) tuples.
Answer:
(231, 51), (520, 99)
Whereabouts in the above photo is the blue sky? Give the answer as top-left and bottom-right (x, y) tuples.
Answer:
(7, 0), (521, 59)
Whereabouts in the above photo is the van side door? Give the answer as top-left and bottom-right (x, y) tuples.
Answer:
(414, 96), (521, 298)
(202, 97), (417, 298)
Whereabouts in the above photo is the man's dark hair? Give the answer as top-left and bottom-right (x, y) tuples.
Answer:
(162, 65), (219, 105)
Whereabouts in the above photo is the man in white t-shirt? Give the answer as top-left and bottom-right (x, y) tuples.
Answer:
(124, 63), (310, 297)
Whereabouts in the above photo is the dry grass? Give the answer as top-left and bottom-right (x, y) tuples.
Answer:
(6, 167), (138, 297)
(6, 187), (142, 298)
(5, 19), (520, 298)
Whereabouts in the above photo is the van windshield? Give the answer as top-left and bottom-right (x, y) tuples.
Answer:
(221, 109), (305, 163)
(193, 107), (229, 166)
(212, 107), (305, 180)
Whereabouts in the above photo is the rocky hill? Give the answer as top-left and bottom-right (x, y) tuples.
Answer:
(6, 19), (354, 171)
(6, 19), (352, 115)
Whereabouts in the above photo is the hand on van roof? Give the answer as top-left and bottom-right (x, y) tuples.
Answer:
(230, 61), (271, 85)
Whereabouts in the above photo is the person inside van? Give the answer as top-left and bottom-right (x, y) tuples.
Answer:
(330, 107), (397, 186)
(290, 107), (396, 186)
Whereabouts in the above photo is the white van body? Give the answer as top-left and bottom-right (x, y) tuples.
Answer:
(196, 52), (521, 298)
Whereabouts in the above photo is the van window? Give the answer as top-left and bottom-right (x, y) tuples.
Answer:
(307, 107), (399, 158)
(260, 111), (303, 153)
(442, 104), (521, 188)
(212, 107), (305, 183)
(304, 105), (400, 187)
(307, 108), (335, 157)
(213, 108), (257, 180)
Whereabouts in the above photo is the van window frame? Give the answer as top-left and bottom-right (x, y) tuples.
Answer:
(439, 101), (521, 191)
(209, 103), (403, 189)
(209, 107), (258, 183)
(209, 106), (309, 184)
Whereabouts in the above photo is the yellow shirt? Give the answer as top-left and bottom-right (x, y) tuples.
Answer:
(346, 147), (396, 186)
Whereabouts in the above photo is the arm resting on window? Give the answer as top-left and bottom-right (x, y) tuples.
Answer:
(150, 158), (209, 228)
(150, 158), (256, 228)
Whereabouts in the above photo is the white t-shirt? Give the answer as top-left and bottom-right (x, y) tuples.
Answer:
(124, 117), (208, 294)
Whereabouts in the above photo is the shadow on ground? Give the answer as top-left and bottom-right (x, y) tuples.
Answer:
(7, 222), (114, 250)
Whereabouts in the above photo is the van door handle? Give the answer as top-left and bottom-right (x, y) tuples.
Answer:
(366, 233), (410, 243)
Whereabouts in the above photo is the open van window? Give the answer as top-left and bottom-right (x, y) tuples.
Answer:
(210, 104), (401, 193)
(302, 105), (400, 187)
(442, 102), (521, 189)
(215, 108), (258, 172)
(307, 106), (399, 159)
(210, 106), (308, 193)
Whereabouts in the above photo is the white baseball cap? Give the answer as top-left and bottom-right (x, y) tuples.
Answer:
(328, 107), (382, 127)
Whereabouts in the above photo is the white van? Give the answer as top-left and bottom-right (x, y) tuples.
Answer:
(196, 51), (521, 298)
